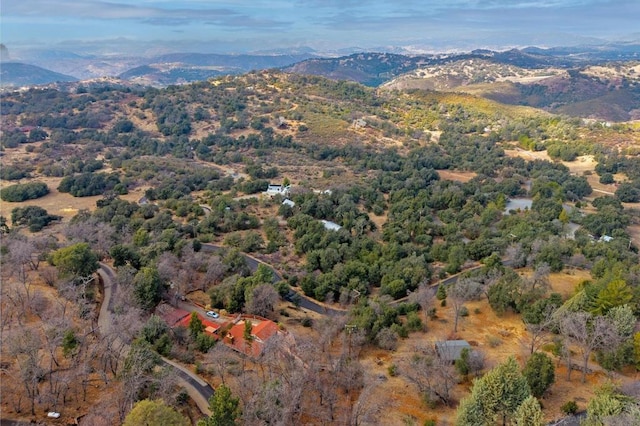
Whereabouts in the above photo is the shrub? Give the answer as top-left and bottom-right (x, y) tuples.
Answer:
(427, 307), (437, 319)
(194, 332), (216, 353)
(561, 400), (578, 415)
(0, 181), (49, 202)
(388, 364), (398, 377)
(377, 327), (399, 350)
(406, 311), (423, 332)
(599, 173), (615, 184)
(11, 205), (61, 232)
(487, 336), (502, 347)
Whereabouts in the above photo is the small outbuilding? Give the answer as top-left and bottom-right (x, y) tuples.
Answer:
(321, 220), (342, 231)
(435, 340), (471, 363)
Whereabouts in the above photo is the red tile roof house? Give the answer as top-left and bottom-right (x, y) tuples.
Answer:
(223, 315), (282, 358)
(158, 304), (284, 358)
(157, 304), (222, 337)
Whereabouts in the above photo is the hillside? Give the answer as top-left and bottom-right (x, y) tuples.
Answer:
(1, 70), (640, 425)
(0, 62), (77, 87)
(382, 59), (640, 121)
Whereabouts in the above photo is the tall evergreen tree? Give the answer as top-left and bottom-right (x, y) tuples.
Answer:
(523, 352), (555, 398)
(513, 395), (544, 426)
(456, 357), (531, 426)
(198, 384), (241, 426)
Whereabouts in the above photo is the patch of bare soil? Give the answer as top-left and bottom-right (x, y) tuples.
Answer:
(369, 212), (388, 230)
(517, 268), (592, 298)
(504, 147), (552, 162)
(437, 170), (477, 183)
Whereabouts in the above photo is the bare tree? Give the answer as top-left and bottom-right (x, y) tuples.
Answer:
(64, 217), (116, 259)
(528, 262), (551, 292)
(203, 255), (227, 291)
(243, 334), (308, 426)
(400, 343), (458, 407)
(39, 265), (58, 287)
(6, 326), (45, 415)
(203, 342), (238, 385)
(559, 311), (620, 383)
(156, 251), (180, 285)
(350, 377), (383, 426)
(245, 284), (280, 318)
(7, 237), (40, 271)
(505, 242), (527, 268)
(447, 276), (483, 332)
(5, 237), (38, 309)
(409, 283), (436, 325)
(522, 305), (557, 355)
(376, 327), (400, 350)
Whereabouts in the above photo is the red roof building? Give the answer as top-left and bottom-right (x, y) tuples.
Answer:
(223, 318), (280, 358)
(159, 304), (281, 358)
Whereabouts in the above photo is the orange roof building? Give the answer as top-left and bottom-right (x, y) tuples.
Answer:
(223, 318), (280, 358)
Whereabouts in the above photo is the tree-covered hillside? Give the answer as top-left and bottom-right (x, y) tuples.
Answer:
(1, 71), (640, 424)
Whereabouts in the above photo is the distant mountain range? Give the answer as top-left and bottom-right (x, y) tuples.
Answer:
(284, 44), (640, 87)
(2, 42), (639, 121)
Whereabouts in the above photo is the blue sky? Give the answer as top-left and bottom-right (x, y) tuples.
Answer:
(2, 0), (638, 54)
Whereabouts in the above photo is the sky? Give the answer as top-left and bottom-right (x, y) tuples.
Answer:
(2, 0), (639, 55)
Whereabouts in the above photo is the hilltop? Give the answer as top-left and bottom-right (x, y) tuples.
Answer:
(0, 62), (77, 87)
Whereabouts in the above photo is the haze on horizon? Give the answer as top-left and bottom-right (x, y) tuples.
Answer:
(2, 0), (639, 56)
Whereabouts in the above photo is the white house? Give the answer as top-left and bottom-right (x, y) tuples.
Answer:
(282, 199), (295, 208)
(266, 184), (290, 197)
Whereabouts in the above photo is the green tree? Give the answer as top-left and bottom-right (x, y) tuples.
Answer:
(456, 357), (530, 426)
(134, 266), (164, 311)
(62, 329), (78, 358)
(436, 284), (447, 301)
(558, 209), (569, 225)
(123, 399), (189, 426)
(0, 181), (49, 202)
(455, 347), (471, 377)
(198, 384), (241, 426)
(583, 383), (639, 426)
(140, 314), (172, 356)
(592, 279), (633, 315)
(513, 395), (544, 426)
(50, 242), (99, 279)
(189, 312), (204, 338)
(243, 319), (253, 349)
(12, 205), (61, 232)
(522, 352), (555, 398)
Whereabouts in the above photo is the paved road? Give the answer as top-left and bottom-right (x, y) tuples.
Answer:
(97, 263), (213, 416)
(201, 244), (518, 315)
(201, 244), (345, 316)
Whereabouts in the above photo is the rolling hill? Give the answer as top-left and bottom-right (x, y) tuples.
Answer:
(0, 62), (77, 87)
(382, 59), (640, 121)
